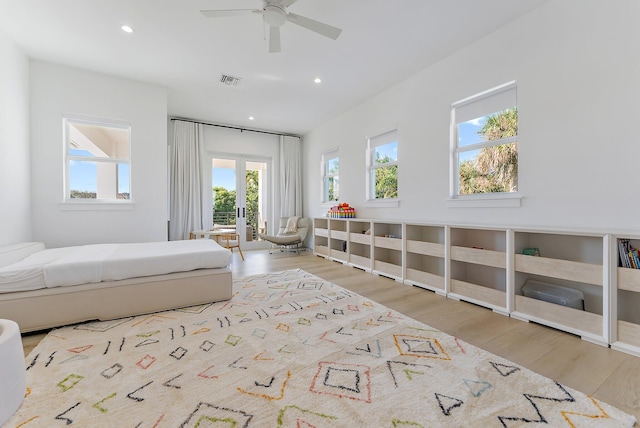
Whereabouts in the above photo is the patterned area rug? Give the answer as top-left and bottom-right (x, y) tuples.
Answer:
(8, 269), (636, 427)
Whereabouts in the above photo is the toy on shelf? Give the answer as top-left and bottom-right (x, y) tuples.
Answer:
(329, 203), (356, 218)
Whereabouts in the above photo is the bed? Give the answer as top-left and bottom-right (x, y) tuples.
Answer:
(0, 240), (233, 333)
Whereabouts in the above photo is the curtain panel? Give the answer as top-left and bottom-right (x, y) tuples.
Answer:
(279, 135), (302, 218)
(169, 120), (207, 240)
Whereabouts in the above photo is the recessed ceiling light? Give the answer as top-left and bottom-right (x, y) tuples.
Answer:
(314, 78), (322, 84)
(121, 25), (134, 33)
(249, 116), (255, 121)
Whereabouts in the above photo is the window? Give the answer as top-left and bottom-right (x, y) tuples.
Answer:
(451, 82), (517, 198)
(321, 148), (339, 203)
(366, 129), (398, 201)
(64, 117), (131, 201)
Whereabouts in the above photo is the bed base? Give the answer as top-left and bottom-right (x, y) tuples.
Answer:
(0, 268), (232, 333)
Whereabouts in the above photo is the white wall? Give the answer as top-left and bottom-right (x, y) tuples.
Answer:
(168, 120), (281, 235)
(302, 0), (640, 234)
(0, 29), (31, 246)
(30, 61), (168, 247)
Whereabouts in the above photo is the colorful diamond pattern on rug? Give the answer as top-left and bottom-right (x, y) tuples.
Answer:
(7, 269), (636, 427)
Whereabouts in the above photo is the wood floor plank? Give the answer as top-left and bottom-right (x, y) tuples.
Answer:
(19, 249), (640, 421)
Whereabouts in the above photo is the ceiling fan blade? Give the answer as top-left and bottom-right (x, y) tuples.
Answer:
(282, 0), (299, 7)
(286, 12), (342, 40)
(269, 26), (281, 53)
(200, 9), (259, 18)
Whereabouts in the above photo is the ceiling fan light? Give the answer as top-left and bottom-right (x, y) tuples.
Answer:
(263, 5), (286, 27)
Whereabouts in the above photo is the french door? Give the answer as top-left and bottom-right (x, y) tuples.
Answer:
(211, 156), (270, 250)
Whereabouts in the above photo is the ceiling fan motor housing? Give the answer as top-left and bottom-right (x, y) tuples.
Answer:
(263, 5), (286, 27)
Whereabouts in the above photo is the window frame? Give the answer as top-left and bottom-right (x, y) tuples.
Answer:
(63, 115), (132, 205)
(320, 147), (339, 203)
(448, 81), (521, 208)
(365, 128), (399, 207)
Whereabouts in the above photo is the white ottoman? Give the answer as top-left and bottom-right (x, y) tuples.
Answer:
(0, 319), (26, 426)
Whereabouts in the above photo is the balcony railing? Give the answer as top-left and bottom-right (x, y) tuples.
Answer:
(212, 211), (263, 241)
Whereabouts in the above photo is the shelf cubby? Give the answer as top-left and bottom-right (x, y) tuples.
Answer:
(512, 231), (605, 344)
(612, 237), (640, 356)
(328, 219), (348, 263)
(404, 224), (445, 293)
(373, 250), (402, 279)
(448, 227), (507, 312)
(372, 222), (403, 280)
(347, 220), (372, 270)
(313, 218), (329, 257)
(348, 220), (371, 235)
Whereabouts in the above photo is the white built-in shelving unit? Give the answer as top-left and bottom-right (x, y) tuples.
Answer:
(312, 217), (640, 355)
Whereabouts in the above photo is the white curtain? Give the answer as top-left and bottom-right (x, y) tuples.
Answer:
(279, 135), (302, 218)
(169, 120), (207, 240)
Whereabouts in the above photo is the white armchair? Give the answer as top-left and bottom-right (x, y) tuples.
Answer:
(258, 217), (309, 254)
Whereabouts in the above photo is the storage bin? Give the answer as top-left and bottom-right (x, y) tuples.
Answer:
(521, 280), (584, 310)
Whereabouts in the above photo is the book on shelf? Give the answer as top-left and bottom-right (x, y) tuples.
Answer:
(618, 239), (640, 269)
(632, 248), (640, 269)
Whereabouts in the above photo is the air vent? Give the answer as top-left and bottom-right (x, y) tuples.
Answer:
(220, 74), (241, 86)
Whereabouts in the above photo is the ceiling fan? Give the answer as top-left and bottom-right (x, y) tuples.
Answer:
(200, 0), (342, 53)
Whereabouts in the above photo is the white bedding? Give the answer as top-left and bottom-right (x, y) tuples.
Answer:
(0, 240), (232, 293)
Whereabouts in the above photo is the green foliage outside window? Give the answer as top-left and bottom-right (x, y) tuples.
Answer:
(212, 170), (260, 232)
(459, 108), (518, 195)
(245, 170), (259, 231)
(325, 156), (339, 202)
(374, 154), (398, 199)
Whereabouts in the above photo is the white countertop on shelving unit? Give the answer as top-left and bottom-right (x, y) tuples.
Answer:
(312, 217), (640, 238)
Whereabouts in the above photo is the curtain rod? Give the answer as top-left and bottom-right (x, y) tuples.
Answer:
(170, 117), (300, 138)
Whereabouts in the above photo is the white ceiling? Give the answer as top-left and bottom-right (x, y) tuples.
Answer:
(0, 0), (550, 135)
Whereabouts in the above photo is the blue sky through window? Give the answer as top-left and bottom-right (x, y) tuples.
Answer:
(118, 164), (129, 194)
(69, 160), (96, 191)
(458, 116), (486, 162)
(69, 160), (130, 193)
(375, 140), (397, 162)
(212, 168), (236, 191)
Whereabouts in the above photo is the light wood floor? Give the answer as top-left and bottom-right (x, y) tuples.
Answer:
(22, 249), (640, 421)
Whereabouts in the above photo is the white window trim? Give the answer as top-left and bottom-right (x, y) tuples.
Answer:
(365, 128), (399, 207)
(446, 193), (522, 208)
(449, 81), (520, 207)
(320, 147), (339, 204)
(58, 201), (136, 211)
(63, 114), (132, 206)
(364, 198), (399, 208)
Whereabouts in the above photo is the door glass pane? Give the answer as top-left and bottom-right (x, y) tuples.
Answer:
(246, 161), (267, 241)
(212, 158), (237, 227)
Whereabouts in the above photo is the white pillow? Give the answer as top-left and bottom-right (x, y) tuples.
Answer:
(0, 242), (46, 268)
(283, 216), (299, 234)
